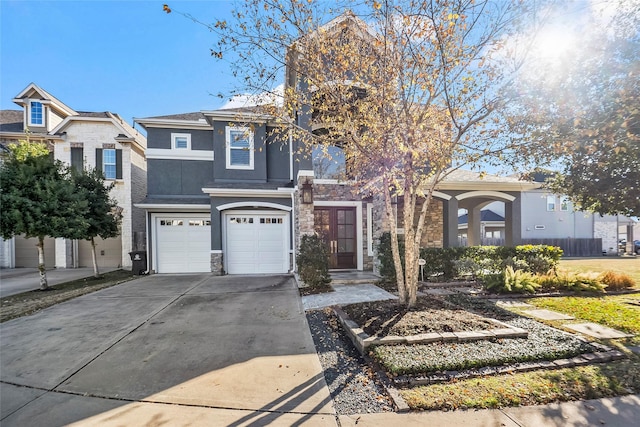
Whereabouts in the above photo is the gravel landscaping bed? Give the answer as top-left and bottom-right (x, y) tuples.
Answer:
(342, 296), (497, 336)
(372, 317), (598, 376)
(306, 309), (395, 415)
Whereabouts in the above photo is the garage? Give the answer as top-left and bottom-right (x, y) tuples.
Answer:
(155, 215), (211, 273)
(224, 212), (289, 274)
(78, 236), (122, 268)
(14, 235), (55, 268)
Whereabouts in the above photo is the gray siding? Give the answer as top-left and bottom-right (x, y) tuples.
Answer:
(521, 190), (594, 239)
(266, 127), (291, 181)
(146, 128), (212, 150)
(148, 159), (213, 195)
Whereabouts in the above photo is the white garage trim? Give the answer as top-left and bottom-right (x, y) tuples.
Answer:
(150, 212), (211, 273)
(216, 201), (292, 211)
(456, 191), (516, 202)
(222, 210), (290, 274)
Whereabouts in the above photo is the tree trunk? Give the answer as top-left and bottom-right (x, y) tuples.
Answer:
(90, 237), (100, 278)
(37, 236), (48, 290)
(383, 175), (406, 304)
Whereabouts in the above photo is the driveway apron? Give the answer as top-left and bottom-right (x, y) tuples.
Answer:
(0, 274), (335, 426)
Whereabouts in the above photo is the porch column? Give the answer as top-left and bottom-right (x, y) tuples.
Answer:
(442, 197), (459, 247)
(504, 196), (522, 246)
(467, 206), (482, 246)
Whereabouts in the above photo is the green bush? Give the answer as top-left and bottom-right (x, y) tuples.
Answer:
(297, 235), (331, 287)
(376, 233), (562, 283)
(484, 266), (540, 294)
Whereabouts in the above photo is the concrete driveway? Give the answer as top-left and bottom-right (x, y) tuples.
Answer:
(0, 274), (335, 426)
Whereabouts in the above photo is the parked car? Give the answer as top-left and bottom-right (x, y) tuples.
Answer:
(635, 240), (640, 255)
(619, 239), (640, 254)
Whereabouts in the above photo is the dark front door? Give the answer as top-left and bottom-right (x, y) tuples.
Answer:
(314, 207), (357, 269)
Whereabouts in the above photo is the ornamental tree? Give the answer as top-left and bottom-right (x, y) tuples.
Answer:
(518, 6), (640, 217)
(167, 0), (548, 307)
(0, 142), (89, 289)
(70, 167), (122, 278)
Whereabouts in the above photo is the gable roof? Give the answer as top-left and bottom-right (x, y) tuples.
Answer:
(12, 83), (78, 117)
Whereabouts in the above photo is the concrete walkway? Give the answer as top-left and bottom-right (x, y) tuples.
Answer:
(1, 274), (334, 426)
(0, 267), (119, 297)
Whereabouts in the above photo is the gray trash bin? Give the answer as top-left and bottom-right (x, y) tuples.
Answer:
(129, 251), (147, 275)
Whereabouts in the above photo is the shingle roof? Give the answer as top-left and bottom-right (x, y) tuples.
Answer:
(0, 110), (24, 132)
(76, 111), (111, 118)
(446, 169), (524, 183)
(142, 112), (207, 121)
(458, 209), (505, 224)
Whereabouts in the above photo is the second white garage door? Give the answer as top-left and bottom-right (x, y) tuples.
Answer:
(156, 216), (211, 273)
(225, 212), (289, 274)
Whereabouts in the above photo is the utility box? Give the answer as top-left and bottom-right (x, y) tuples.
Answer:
(129, 251), (147, 275)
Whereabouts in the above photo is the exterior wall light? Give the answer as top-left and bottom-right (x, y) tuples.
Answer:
(301, 179), (313, 204)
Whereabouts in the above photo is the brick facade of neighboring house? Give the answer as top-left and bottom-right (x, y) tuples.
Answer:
(0, 83), (147, 269)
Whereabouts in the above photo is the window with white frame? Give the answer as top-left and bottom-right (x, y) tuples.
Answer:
(103, 149), (117, 180)
(226, 126), (254, 169)
(546, 195), (556, 211)
(171, 133), (190, 150)
(29, 101), (44, 126)
(560, 196), (570, 211)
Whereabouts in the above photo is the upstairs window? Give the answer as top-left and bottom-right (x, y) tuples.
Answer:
(546, 195), (556, 211)
(96, 147), (122, 180)
(313, 144), (347, 180)
(226, 126), (254, 170)
(103, 149), (117, 179)
(172, 133), (190, 149)
(29, 101), (44, 126)
(560, 196), (570, 211)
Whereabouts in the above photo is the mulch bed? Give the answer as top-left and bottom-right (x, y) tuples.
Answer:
(341, 296), (498, 336)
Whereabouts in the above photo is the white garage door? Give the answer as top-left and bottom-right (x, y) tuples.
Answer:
(225, 212), (288, 274)
(156, 216), (211, 273)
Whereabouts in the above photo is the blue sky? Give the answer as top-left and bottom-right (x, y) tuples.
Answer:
(1, 0), (241, 128)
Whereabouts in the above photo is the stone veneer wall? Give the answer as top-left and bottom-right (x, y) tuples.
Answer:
(210, 252), (224, 275)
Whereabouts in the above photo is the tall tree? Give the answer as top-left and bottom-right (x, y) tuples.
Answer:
(167, 0), (546, 307)
(71, 167), (122, 278)
(517, 2), (640, 216)
(0, 142), (88, 290)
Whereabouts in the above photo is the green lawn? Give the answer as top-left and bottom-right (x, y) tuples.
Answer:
(525, 294), (640, 335)
(559, 257), (640, 286)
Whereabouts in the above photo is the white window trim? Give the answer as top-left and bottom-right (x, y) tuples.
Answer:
(28, 100), (45, 127)
(546, 195), (556, 211)
(171, 133), (191, 150)
(225, 126), (254, 170)
(103, 148), (117, 180)
(367, 203), (374, 256)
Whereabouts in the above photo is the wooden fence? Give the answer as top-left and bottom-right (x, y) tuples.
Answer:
(457, 237), (603, 257)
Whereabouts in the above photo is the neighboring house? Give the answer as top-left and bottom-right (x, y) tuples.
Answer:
(459, 190), (631, 255)
(458, 209), (505, 240)
(0, 83), (147, 269)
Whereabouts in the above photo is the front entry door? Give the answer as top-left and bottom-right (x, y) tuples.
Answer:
(314, 207), (357, 269)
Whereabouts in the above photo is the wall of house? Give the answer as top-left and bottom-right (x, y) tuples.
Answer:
(130, 145), (147, 250)
(146, 128), (212, 150)
(147, 159), (213, 195)
(520, 190), (594, 239)
(212, 121), (267, 182)
(266, 128), (291, 182)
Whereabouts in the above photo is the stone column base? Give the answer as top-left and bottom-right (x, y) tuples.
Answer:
(210, 252), (224, 275)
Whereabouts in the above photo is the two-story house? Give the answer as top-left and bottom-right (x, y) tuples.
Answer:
(0, 83), (147, 269)
(134, 15), (542, 276)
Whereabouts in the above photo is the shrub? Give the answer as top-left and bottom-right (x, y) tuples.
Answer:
(483, 266), (539, 294)
(297, 234), (331, 287)
(377, 232), (405, 283)
(598, 271), (635, 291)
(536, 270), (606, 293)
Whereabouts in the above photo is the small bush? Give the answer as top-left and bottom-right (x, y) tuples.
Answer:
(297, 235), (331, 287)
(484, 266), (539, 294)
(536, 270), (606, 293)
(599, 271), (635, 291)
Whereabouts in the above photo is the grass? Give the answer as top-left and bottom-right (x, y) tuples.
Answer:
(559, 257), (640, 287)
(401, 360), (640, 410)
(1, 269), (138, 322)
(525, 294), (640, 335)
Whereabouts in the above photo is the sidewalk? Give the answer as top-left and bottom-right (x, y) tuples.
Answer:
(0, 267), (119, 297)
